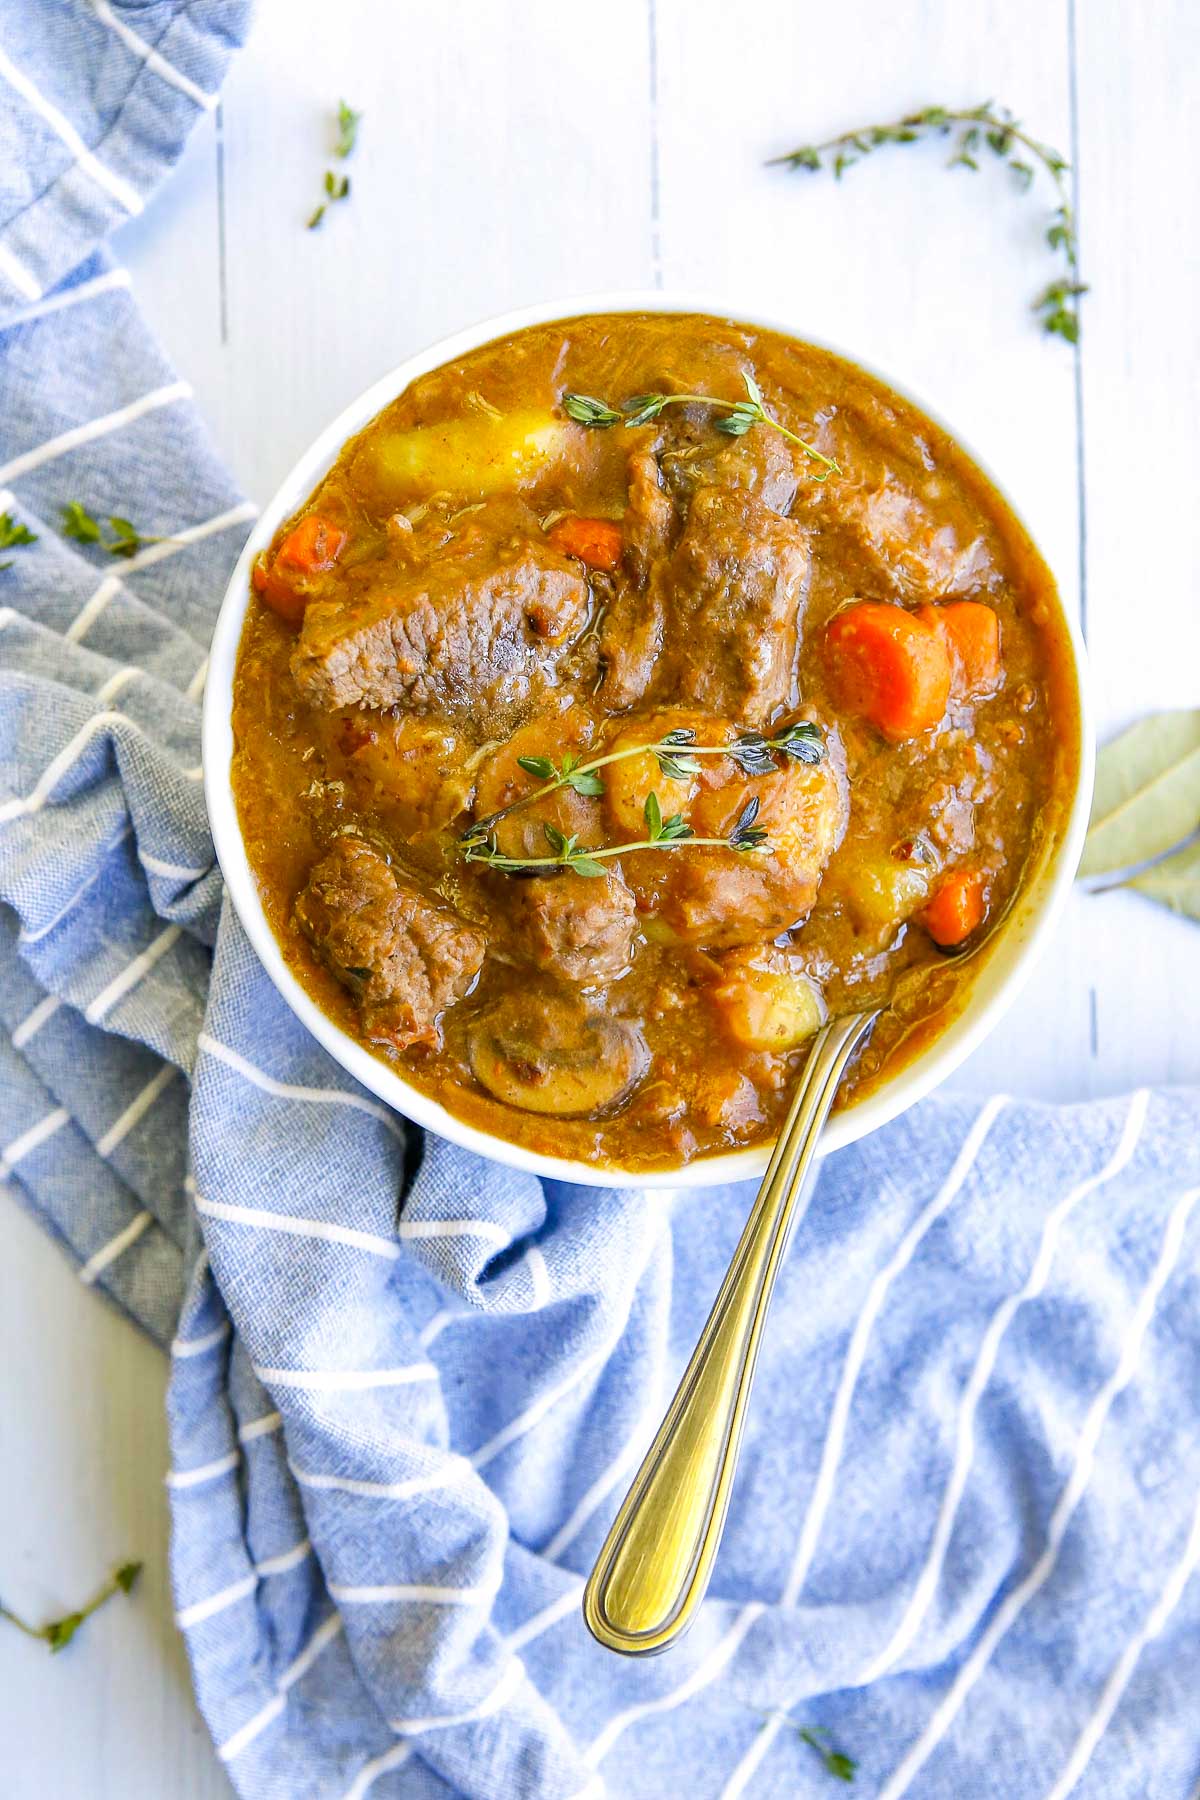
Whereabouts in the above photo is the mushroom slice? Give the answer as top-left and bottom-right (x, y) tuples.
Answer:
(468, 993), (649, 1118)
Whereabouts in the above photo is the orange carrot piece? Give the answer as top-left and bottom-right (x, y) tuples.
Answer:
(276, 513), (347, 575)
(920, 868), (989, 947)
(823, 601), (951, 741)
(548, 515), (624, 572)
(255, 514), (347, 626)
(917, 601), (1001, 699)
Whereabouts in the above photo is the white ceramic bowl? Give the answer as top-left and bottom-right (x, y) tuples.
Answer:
(204, 291), (1094, 1190)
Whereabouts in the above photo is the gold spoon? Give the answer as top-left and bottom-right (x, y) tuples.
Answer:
(583, 1008), (879, 1655)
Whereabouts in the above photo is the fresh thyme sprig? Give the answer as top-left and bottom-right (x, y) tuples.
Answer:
(461, 791), (771, 877)
(768, 102), (1085, 343)
(0, 1561), (142, 1654)
(460, 722), (823, 846)
(60, 502), (164, 559)
(563, 372), (839, 480)
(309, 99), (361, 227)
(0, 510), (37, 571)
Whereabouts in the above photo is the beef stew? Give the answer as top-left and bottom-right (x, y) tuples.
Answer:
(231, 313), (1079, 1171)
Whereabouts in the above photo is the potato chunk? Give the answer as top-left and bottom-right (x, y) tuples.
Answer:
(353, 410), (573, 502)
(710, 949), (826, 1052)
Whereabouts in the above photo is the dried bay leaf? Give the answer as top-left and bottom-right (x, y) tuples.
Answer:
(1126, 838), (1200, 922)
(1079, 710), (1200, 878)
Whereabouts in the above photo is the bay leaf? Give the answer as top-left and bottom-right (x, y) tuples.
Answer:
(1079, 709), (1200, 878)
(1125, 837), (1200, 921)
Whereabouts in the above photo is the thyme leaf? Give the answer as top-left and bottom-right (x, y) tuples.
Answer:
(769, 101), (1085, 342)
(336, 99), (362, 159)
(0, 1561), (142, 1655)
(564, 372), (838, 479)
(0, 510), (37, 570)
(59, 502), (162, 559)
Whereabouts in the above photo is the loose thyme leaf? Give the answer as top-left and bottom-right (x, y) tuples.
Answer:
(60, 500), (102, 545)
(336, 99), (362, 159)
(325, 171), (350, 201)
(798, 1725), (858, 1782)
(0, 512), (37, 552)
(307, 204), (326, 230)
(644, 791), (663, 840)
(769, 101), (1084, 342)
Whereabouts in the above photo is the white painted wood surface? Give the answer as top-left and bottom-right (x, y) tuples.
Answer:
(2, 1), (1197, 1793)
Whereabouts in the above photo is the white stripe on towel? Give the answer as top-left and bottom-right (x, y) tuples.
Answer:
(85, 923), (182, 1023)
(140, 848), (213, 882)
(87, 0), (220, 109)
(1043, 1478), (1200, 1800)
(0, 44), (144, 211)
(857, 1088), (1152, 1687)
(0, 1107), (70, 1178)
(238, 1411), (283, 1444)
(878, 1182), (1200, 1800)
(388, 1656), (524, 1735)
(96, 1062), (178, 1157)
(175, 1539), (313, 1629)
(0, 240), (41, 301)
(501, 1581), (584, 1653)
(171, 1320), (232, 1359)
(65, 574), (122, 644)
(329, 1580), (497, 1607)
(586, 1602), (765, 1766)
(194, 1195), (401, 1261)
(253, 1363), (436, 1393)
(4, 266), (130, 327)
(166, 1449), (240, 1491)
(217, 1614), (343, 1761)
(0, 709), (125, 823)
(784, 1095), (1007, 1606)
(0, 379), (190, 485)
(11, 992), (61, 1048)
(196, 1032), (404, 1139)
(79, 1208), (154, 1285)
(470, 1347), (608, 1472)
(290, 1460), (469, 1502)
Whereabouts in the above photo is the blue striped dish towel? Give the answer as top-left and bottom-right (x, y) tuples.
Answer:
(4, 9), (1200, 1798)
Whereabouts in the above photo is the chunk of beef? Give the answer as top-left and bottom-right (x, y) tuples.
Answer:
(506, 870), (638, 983)
(623, 448), (676, 585)
(664, 426), (800, 518)
(670, 487), (810, 725)
(822, 472), (993, 600)
(597, 583), (665, 712)
(295, 837), (484, 1051)
(291, 506), (589, 714)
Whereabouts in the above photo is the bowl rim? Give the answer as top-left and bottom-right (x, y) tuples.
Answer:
(203, 287), (1095, 1190)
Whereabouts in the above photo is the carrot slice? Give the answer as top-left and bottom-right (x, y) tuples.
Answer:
(823, 601), (951, 740)
(916, 601), (1001, 699)
(255, 514), (347, 625)
(920, 868), (989, 947)
(276, 513), (347, 575)
(548, 515), (624, 572)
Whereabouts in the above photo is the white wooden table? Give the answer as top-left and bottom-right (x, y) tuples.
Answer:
(2, 2), (1197, 1793)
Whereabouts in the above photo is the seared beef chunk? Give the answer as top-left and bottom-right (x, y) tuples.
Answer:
(507, 870), (638, 983)
(622, 448), (677, 585)
(602, 486), (809, 721)
(820, 471), (992, 599)
(291, 503), (589, 713)
(670, 488), (809, 724)
(295, 837), (484, 1050)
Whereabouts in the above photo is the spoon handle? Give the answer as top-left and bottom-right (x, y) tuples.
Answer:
(583, 1009), (877, 1656)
